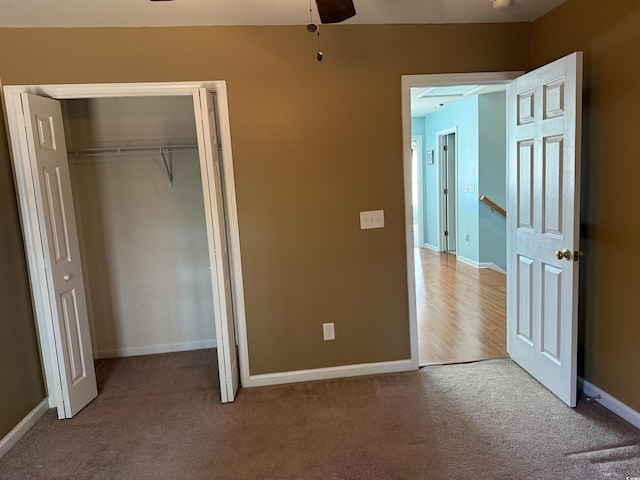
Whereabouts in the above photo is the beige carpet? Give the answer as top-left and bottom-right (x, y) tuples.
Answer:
(1, 350), (639, 479)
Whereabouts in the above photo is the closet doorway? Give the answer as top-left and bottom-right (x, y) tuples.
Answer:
(3, 82), (248, 419)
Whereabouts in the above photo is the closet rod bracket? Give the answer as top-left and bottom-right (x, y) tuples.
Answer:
(160, 148), (173, 186)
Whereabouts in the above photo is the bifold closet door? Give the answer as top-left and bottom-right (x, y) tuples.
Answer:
(21, 93), (98, 418)
(193, 88), (239, 403)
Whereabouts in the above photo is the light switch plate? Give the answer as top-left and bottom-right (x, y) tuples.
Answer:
(360, 210), (385, 229)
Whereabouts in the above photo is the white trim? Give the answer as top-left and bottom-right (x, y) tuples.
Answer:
(456, 255), (479, 268)
(411, 134), (424, 247)
(94, 339), (217, 359)
(0, 399), (49, 459)
(456, 256), (507, 274)
(2, 81), (249, 412)
(579, 378), (640, 430)
(402, 71), (522, 370)
(482, 262), (506, 274)
(420, 243), (440, 253)
(248, 359), (413, 388)
(402, 78), (420, 370)
(445, 254), (507, 274)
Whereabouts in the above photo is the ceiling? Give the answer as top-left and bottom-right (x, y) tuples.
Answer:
(0, 0), (567, 28)
(411, 84), (507, 117)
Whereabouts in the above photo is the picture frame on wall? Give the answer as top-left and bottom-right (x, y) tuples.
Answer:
(426, 150), (434, 164)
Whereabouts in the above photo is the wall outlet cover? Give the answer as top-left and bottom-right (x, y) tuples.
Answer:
(323, 322), (335, 341)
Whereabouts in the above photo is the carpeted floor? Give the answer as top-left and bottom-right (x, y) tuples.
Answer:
(1, 350), (639, 479)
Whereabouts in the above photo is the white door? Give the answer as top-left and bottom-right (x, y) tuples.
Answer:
(193, 88), (240, 403)
(507, 52), (583, 407)
(21, 93), (98, 418)
(444, 133), (457, 252)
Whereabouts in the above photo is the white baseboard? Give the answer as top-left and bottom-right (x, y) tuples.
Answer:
(419, 243), (439, 252)
(579, 377), (640, 430)
(0, 399), (49, 459)
(452, 256), (506, 274)
(248, 359), (414, 388)
(456, 255), (479, 268)
(478, 262), (506, 274)
(94, 339), (216, 359)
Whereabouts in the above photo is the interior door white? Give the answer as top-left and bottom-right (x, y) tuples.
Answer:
(445, 133), (457, 252)
(507, 52), (583, 407)
(193, 88), (239, 403)
(21, 93), (98, 418)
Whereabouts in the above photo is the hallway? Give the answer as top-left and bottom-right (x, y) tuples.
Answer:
(416, 248), (507, 365)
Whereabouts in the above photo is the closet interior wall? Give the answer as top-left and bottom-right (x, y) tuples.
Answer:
(62, 96), (216, 359)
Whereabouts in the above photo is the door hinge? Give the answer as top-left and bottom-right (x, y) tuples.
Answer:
(444, 188), (448, 194)
(444, 230), (449, 237)
(443, 145), (448, 151)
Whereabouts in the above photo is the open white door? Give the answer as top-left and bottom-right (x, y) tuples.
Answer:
(193, 88), (239, 403)
(21, 93), (98, 418)
(507, 52), (583, 407)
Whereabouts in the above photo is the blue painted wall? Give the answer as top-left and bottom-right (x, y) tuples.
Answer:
(478, 92), (507, 271)
(419, 96), (480, 261)
(411, 92), (506, 270)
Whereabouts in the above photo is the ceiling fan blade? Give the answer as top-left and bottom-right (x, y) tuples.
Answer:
(315, 0), (356, 24)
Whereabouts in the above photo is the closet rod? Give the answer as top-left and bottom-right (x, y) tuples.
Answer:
(67, 145), (198, 186)
(66, 144), (198, 157)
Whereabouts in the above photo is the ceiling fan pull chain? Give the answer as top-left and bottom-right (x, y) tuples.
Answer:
(306, 0), (322, 61)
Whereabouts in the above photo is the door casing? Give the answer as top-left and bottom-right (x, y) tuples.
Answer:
(2, 81), (249, 409)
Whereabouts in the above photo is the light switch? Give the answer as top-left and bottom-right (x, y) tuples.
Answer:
(360, 210), (385, 229)
(469, 184), (475, 193)
(463, 184), (469, 193)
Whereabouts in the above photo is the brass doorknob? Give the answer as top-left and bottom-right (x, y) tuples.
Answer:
(555, 249), (572, 261)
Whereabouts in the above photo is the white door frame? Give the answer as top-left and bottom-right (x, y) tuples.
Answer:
(402, 71), (521, 368)
(411, 134), (424, 247)
(2, 81), (250, 408)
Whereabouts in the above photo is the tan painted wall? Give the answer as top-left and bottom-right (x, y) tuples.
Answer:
(533, 1), (640, 412)
(0, 103), (46, 438)
(0, 24), (531, 378)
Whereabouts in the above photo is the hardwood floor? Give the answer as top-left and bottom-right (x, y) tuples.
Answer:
(416, 248), (507, 365)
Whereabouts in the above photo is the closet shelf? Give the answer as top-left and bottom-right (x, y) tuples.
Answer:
(67, 144), (198, 157)
(67, 144), (198, 186)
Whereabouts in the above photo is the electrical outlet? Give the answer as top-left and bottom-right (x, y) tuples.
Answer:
(323, 322), (335, 341)
(360, 210), (384, 230)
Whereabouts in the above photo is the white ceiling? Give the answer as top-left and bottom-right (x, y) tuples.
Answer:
(412, 84), (507, 117)
(0, 0), (567, 28)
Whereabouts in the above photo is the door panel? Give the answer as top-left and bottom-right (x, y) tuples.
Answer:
(21, 93), (97, 418)
(445, 134), (457, 252)
(193, 88), (239, 403)
(507, 52), (582, 407)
